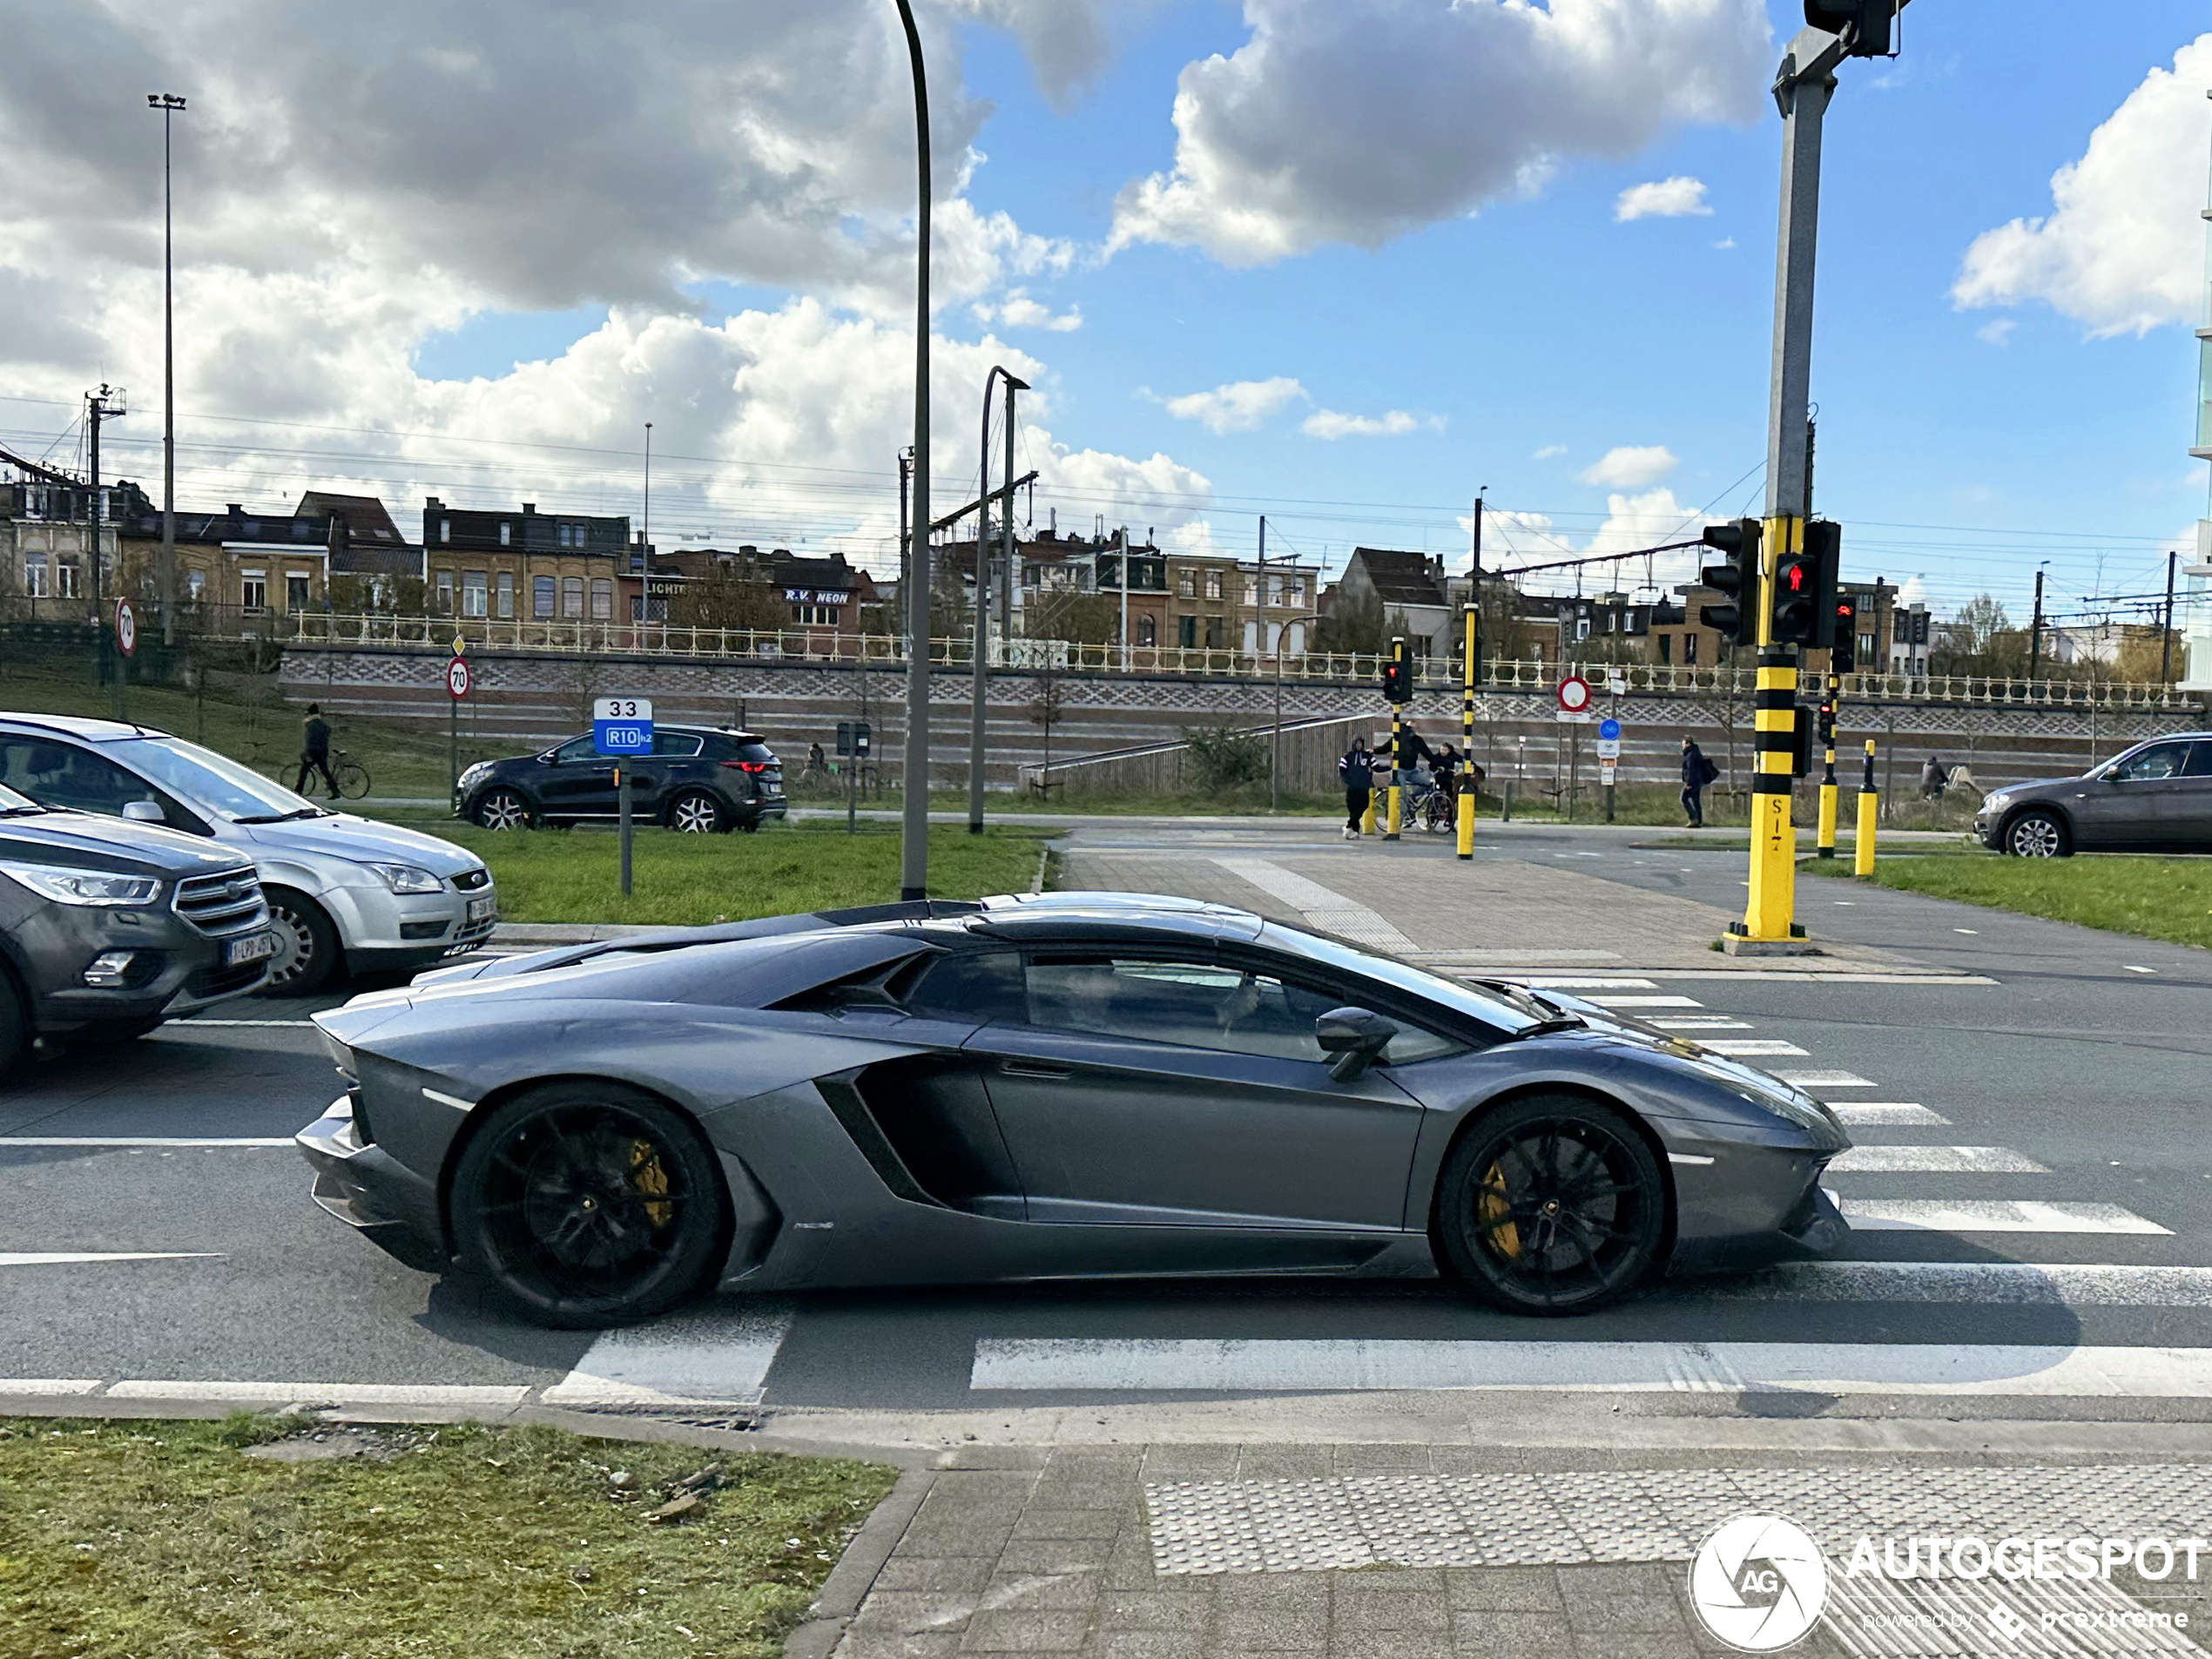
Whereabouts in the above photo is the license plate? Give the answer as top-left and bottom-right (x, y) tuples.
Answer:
(467, 895), (496, 923)
(226, 930), (279, 967)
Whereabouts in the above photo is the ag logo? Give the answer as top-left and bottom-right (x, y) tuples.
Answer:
(1689, 1514), (1828, 1652)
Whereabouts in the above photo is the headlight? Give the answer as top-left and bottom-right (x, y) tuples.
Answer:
(0, 862), (162, 907)
(364, 862), (443, 894)
(1980, 792), (2012, 813)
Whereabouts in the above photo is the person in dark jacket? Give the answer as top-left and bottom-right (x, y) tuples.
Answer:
(1680, 736), (1717, 828)
(295, 704), (339, 799)
(1338, 737), (1375, 840)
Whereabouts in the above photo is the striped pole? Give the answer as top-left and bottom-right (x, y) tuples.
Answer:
(1741, 515), (1801, 941)
(1456, 604), (1476, 860)
(1384, 637), (1406, 841)
(1855, 737), (1878, 877)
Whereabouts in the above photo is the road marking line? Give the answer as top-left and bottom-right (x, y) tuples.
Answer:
(1584, 995), (1702, 1009)
(1210, 857), (1419, 954)
(970, 1339), (2212, 1398)
(1840, 1198), (2170, 1235)
(0, 1137), (293, 1149)
(1713, 1263), (2212, 1306)
(2125, 966), (2157, 974)
(1701, 1040), (1810, 1057)
(1514, 977), (1659, 989)
(1778, 1070), (1877, 1089)
(1827, 1145), (2047, 1175)
(105, 1381), (532, 1407)
(0, 1379), (103, 1396)
(1827, 1103), (1949, 1126)
(542, 1301), (795, 1408)
(1649, 1019), (1754, 1032)
(0, 1251), (222, 1267)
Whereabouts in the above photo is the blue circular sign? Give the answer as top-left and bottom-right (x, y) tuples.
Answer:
(1598, 718), (1622, 741)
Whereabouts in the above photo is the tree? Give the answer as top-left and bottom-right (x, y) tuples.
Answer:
(1028, 668), (1067, 786)
(1026, 588), (1117, 646)
(1183, 725), (1268, 792)
(667, 566), (786, 632)
(1931, 594), (2027, 677)
(1312, 584), (1385, 656)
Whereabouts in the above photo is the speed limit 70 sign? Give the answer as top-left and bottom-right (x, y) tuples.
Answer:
(445, 657), (472, 699)
(113, 599), (138, 658)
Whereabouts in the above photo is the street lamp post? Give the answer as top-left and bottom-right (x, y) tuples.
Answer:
(894, 0), (933, 900)
(971, 366), (1027, 834)
(147, 93), (186, 647)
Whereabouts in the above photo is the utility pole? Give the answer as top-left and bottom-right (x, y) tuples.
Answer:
(1468, 488), (1486, 687)
(894, 0), (933, 900)
(1117, 528), (1130, 671)
(2028, 566), (2045, 682)
(1260, 516), (1282, 811)
(642, 421), (652, 578)
(148, 93), (186, 646)
(84, 386), (125, 688)
(2163, 550), (2178, 685)
(970, 368), (1025, 833)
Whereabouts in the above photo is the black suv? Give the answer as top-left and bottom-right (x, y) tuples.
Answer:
(456, 726), (786, 833)
(0, 779), (276, 1075)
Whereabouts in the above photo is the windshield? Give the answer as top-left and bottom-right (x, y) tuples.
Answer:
(0, 780), (38, 814)
(1255, 921), (1543, 1035)
(105, 737), (327, 822)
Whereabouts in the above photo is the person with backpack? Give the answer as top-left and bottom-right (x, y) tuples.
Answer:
(1681, 736), (1718, 828)
(1338, 736), (1375, 840)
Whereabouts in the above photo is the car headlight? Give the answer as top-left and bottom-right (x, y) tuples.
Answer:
(0, 862), (162, 907)
(364, 862), (444, 894)
(1980, 792), (2012, 813)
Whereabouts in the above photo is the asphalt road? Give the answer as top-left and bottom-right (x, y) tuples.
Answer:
(6, 819), (2212, 1430)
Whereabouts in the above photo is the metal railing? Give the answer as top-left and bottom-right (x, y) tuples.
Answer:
(277, 614), (2204, 711)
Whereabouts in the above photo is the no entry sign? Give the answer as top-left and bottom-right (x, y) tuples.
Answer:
(1557, 674), (1592, 715)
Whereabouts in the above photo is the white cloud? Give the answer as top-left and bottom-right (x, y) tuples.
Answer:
(1580, 445), (1678, 489)
(1976, 317), (2017, 347)
(1159, 376), (1307, 433)
(973, 288), (1083, 332)
(933, 0), (1129, 110)
(1712, 236), (1737, 250)
(1897, 576), (1929, 608)
(1301, 408), (1434, 440)
(1109, 0), (1769, 265)
(1953, 35), (2212, 337)
(1532, 443), (1568, 461)
(1614, 175), (1712, 221)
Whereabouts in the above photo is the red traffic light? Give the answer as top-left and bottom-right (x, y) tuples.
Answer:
(1785, 563), (1805, 592)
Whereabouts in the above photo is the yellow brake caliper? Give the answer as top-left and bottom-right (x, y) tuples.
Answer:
(631, 1140), (673, 1229)
(1479, 1162), (1521, 1260)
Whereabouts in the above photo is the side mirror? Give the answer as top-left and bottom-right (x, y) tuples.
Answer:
(1316, 1006), (1399, 1082)
(121, 800), (166, 824)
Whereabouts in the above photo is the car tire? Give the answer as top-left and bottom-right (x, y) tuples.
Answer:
(260, 889), (342, 997)
(450, 1081), (731, 1328)
(738, 815), (762, 834)
(2004, 808), (2071, 859)
(1433, 1093), (1667, 1317)
(666, 789), (728, 834)
(0, 974), (24, 1081)
(473, 788), (532, 831)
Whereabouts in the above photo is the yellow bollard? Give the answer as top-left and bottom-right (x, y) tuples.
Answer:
(1854, 738), (1878, 876)
(1362, 796), (1378, 835)
(1817, 769), (1838, 859)
(1457, 603), (1477, 860)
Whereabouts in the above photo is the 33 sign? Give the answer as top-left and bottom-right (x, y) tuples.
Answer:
(591, 697), (655, 757)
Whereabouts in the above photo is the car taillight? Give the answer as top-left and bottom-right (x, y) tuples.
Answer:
(721, 760), (769, 774)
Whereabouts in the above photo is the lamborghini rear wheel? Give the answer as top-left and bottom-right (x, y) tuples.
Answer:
(1433, 1094), (1666, 1316)
(451, 1082), (731, 1328)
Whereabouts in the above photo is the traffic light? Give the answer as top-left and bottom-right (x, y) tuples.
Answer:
(1381, 657), (1411, 705)
(1697, 518), (1761, 647)
(1830, 595), (1858, 675)
(1805, 0), (1895, 57)
(1791, 705), (1814, 779)
(1773, 519), (1842, 647)
(1817, 699), (1837, 746)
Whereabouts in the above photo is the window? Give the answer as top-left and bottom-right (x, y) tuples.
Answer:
(551, 735), (599, 764)
(1858, 631), (1875, 662)
(440, 520), (451, 544)
(241, 573), (267, 612)
(21, 554), (46, 597)
(2111, 742), (2191, 782)
(557, 525), (570, 549)
(1292, 577), (1307, 604)
(650, 732), (705, 758)
(2183, 744), (2212, 779)
(1684, 632), (1699, 665)
(796, 603), (840, 626)
(55, 560), (80, 599)
(185, 570), (206, 603)
(462, 571), (488, 617)
(1204, 617), (1225, 649)
(495, 571), (515, 618)
(434, 570), (455, 612)
(590, 577), (612, 620)
(562, 577), (584, 617)
(533, 576), (556, 617)
(1657, 633), (1673, 665)
(1204, 569), (1223, 600)
(1177, 569), (1196, 598)
(1136, 615), (1157, 647)
(903, 950), (1028, 1025)
(498, 522), (512, 547)
(286, 574), (311, 612)
(291, 520), (312, 541)
(0, 740), (165, 820)
(1177, 615), (1197, 649)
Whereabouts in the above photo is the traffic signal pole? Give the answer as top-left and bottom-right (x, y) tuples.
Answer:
(1384, 637), (1406, 841)
(1456, 604), (1476, 860)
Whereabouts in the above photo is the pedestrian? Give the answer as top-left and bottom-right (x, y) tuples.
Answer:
(1338, 736), (1375, 840)
(1921, 753), (1946, 801)
(1680, 735), (1717, 828)
(295, 703), (340, 799)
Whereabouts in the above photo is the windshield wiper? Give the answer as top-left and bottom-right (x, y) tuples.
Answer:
(233, 806), (329, 823)
(0, 806), (45, 817)
(1501, 1015), (1586, 1042)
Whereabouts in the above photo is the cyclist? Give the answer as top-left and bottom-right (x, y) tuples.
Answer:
(295, 703), (341, 799)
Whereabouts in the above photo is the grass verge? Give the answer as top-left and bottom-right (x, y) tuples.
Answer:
(1804, 851), (2212, 949)
(401, 819), (1055, 925)
(0, 1415), (896, 1659)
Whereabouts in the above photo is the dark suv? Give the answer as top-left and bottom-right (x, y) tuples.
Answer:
(0, 779), (275, 1075)
(456, 726), (786, 833)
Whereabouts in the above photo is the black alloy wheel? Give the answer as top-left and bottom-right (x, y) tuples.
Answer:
(473, 788), (532, 831)
(450, 1082), (730, 1327)
(666, 789), (728, 834)
(1434, 1095), (1666, 1315)
(260, 890), (341, 996)
(2005, 808), (2070, 859)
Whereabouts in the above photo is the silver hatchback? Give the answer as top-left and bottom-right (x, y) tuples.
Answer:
(1974, 732), (2212, 857)
(0, 715), (496, 993)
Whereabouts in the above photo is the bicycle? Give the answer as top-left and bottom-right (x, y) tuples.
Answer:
(271, 747), (371, 800)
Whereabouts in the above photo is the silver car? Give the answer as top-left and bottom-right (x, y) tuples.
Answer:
(0, 715), (496, 994)
(1974, 732), (2212, 857)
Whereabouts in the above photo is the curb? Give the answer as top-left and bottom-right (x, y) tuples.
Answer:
(783, 1467), (935, 1659)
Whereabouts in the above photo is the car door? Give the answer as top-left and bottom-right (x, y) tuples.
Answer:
(2165, 741), (2212, 846)
(967, 950), (1431, 1231)
(534, 735), (617, 818)
(2072, 739), (2192, 846)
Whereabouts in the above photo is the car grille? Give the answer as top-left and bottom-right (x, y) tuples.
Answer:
(185, 959), (270, 1000)
(450, 868), (490, 892)
(173, 870), (269, 935)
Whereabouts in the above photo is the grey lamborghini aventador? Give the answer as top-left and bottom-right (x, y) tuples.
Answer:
(296, 892), (1851, 1327)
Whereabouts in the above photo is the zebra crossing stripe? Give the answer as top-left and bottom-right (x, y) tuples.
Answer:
(968, 1338), (2212, 1398)
(1710, 1262), (2212, 1306)
(1827, 1103), (1949, 1126)
(1839, 1197), (2170, 1235)
(1702, 1040), (1811, 1057)
(542, 1300), (795, 1406)
(1827, 1145), (2048, 1175)
(1779, 1070), (1878, 1089)
(1649, 1017), (1754, 1030)
(1584, 995), (1702, 1009)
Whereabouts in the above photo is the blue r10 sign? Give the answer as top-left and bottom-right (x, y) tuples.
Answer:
(592, 696), (654, 757)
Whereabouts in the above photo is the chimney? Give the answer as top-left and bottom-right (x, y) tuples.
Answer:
(522, 502), (536, 515)
(426, 496), (443, 509)
(226, 503), (243, 516)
